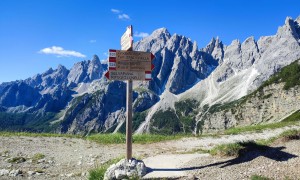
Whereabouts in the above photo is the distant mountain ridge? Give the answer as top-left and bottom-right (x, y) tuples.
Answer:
(0, 16), (300, 134)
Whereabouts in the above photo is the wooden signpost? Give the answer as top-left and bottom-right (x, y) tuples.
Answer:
(105, 25), (155, 160)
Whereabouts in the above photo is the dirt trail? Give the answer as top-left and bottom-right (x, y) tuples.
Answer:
(0, 124), (299, 179)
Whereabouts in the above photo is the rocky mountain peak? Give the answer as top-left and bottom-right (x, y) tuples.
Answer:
(277, 16), (299, 39)
(204, 37), (217, 54)
(296, 16), (300, 24)
(92, 54), (100, 63)
(151, 28), (171, 38)
(202, 37), (224, 65)
(134, 27), (171, 52)
(57, 64), (68, 73)
(44, 67), (54, 75)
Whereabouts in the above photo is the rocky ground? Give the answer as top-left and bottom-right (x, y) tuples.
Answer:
(0, 125), (299, 180)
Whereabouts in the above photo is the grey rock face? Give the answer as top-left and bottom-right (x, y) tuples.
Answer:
(60, 80), (126, 134)
(183, 16), (300, 104)
(67, 55), (103, 86)
(25, 65), (69, 90)
(202, 37), (224, 65)
(0, 82), (41, 107)
(202, 83), (300, 133)
(133, 90), (159, 112)
(135, 29), (217, 94)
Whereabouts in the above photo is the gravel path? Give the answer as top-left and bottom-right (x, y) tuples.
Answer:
(0, 124), (299, 179)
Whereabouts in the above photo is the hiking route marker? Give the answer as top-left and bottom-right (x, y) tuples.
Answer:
(105, 25), (155, 160)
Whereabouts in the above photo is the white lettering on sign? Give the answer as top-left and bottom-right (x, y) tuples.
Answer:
(115, 50), (152, 71)
(109, 52), (116, 57)
(109, 62), (116, 67)
(109, 71), (144, 80)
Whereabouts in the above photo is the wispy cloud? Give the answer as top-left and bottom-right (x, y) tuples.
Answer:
(134, 32), (149, 38)
(111, 8), (131, 21)
(89, 40), (97, 43)
(111, 9), (120, 14)
(39, 46), (86, 58)
(118, 14), (131, 20)
(101, 52), (108, 63)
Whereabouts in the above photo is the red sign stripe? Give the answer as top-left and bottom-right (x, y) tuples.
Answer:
(109, 57), (116, 62)
(109, 49), (116, 52)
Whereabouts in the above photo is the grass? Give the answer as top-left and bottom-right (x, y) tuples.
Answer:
(210, 129), (300, 157)
(277, 129), (300, 141)
(251, 175), (271, 180)
(257, 129), (300, 145)
(224, 110), (300, 135)
(0, 130), (190, 144)
(209, 143), (243, 156)
(86, 133), (187, 144)
(88, 157), (123, 180)
(7, 156), (26, 163)
(0, 131), (82, 138)
(32, 153), (45, 163)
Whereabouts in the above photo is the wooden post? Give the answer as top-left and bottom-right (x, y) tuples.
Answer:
(126, 79), (133, 160)
(126, 25), (133, 160)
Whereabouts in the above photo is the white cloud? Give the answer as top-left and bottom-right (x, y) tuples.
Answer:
(118, 13), (131, 20)
(111, 8), (120, 14)
(111, 8), (131, 21)
(89, 40), (97, 43)
(39, 46), (86, 58)
(134, 32), (149, 38)
(101, 59), (108, 64)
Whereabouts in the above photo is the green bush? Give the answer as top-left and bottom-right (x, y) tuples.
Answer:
(150, 109), (181, 134)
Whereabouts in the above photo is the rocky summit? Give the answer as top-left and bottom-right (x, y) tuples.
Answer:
(0, 16), (300, 134)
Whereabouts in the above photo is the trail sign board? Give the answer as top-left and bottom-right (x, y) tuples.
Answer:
(121, 25), (133, 51)
(104, 70), (152, 81)
(108, 49), (155, 72)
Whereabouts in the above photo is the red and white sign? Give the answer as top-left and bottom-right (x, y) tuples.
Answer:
(108, 49), (155, 72)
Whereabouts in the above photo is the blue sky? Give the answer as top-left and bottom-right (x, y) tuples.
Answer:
(0, 0), (299, 83)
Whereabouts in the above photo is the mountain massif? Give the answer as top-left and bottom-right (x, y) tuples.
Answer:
(0, 16), (300, 134)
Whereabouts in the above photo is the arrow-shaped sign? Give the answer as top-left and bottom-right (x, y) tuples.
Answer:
(105, 70), (152, 81)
